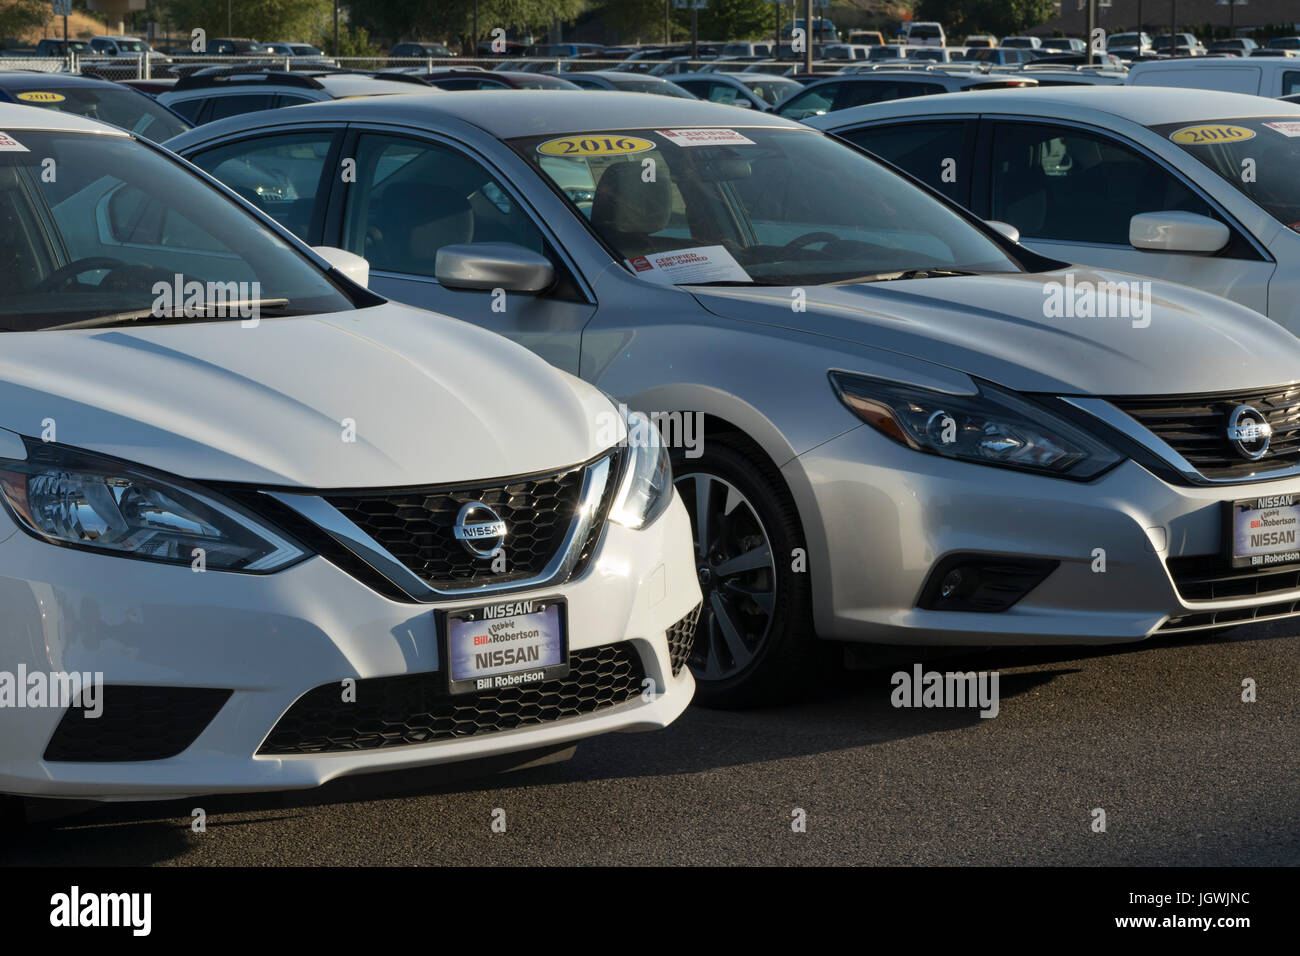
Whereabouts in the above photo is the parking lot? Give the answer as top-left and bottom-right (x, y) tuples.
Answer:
(1, 7), (1299, 882)
(7, 621), (1295, 867)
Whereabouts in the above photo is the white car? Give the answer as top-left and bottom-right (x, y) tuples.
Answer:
(0, 105), (699, 805)
(1128, 56), (1300, 98)
(811, 87), (1300, 333)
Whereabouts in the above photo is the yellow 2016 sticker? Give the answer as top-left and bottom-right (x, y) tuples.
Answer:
(16, 91), (66, 103)
(537, 135), (655, 157)
(1169, 124), (1255, 145)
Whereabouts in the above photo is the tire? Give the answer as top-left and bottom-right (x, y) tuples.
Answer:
(671, 435), (830, 708)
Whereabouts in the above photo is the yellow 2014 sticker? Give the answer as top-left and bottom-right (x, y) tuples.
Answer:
(537, 135), (655, 157)
(1169, 124), (1256, 145)
(16, 91), (66, 103)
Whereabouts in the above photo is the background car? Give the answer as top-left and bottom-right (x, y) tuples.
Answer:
(671, 72), (803, 111)
(953, 47), (1041, 65)
(88, 35), (170, 64)
(1209, 38), (1258, 56)
(397, 68), (579, 90)
(0, 99), (699, 803)
(389, 41), (457, 60)
(34, 38), (87, 58)
(1041, 38), (1087, 54)
(158, 70), (431, 124)
(1106, 32), (1154, 57)
(773, 71), (1036, 121)
(1152, 33), (1207, 56)
(168, 92), (1300, 709)
(812, 86), (1300, 332)
(559, 70), (697, 97)
(1001, 36), (1043, 49)
(0, 71), (189, 142)
(1128, 56), (1300, 97)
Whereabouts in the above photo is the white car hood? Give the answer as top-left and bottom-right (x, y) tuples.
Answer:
(0, 302), (613, 488)
(692, 268), (1300, 395)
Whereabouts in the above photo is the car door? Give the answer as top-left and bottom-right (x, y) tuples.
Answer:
(325, 129), (595, 373)
(978, 118), (1274, 313)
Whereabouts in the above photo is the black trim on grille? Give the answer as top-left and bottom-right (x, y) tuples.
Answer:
(666, 604), (702, 677)
(1161, 600), (1300, 632)
(258, 641), (645, 755)
(1167, 554), (1300, 602)
(44, 686), (232, 762)
(1109, 385), (1300, 480)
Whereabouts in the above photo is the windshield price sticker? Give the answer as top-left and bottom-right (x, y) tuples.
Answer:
(1263, 121), (1300, 138)
(626, 244), (751, 285)
(16, 92), (65, 104)
(656, 128), (755, 147)
(1169, 124), (1256, 145)
(537, 135), (655, 157)
(0, 132), (28, 152)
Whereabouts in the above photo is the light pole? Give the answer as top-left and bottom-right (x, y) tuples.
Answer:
(333, 0), (339, 56)
(803, 0), (812, 75)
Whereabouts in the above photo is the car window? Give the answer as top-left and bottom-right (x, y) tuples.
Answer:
(990, 121), (1214, 244)
(777, 83), (838, 119)
(1285, 71), (1300, 96)
(834, 81), (943, 111)
(167, 98), (207, 122)
(4, 85), (189, 143)
(207, 93), (277, 121)
(516, 127), (1018, 285)
(0, 131), (351, 331)
(342, 133), (545, 278)
(189, 131), (336, 237)
(276, 94), (315, 107)
(839, 121), (970, 203)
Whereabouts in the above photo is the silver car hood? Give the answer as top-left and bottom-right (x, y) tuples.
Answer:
(691, 268), (1300, 396)
(0, 302), (613, 488)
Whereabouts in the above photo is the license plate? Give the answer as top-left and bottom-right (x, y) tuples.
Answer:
(444, 598), (568, 695)
(1227, 495), (1300, 569)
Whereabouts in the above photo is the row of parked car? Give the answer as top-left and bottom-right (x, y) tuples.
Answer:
(1, 55), (1299, 806)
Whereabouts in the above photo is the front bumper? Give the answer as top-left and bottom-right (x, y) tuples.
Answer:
(786, 424), (1300, 645)
(0, 492), (699, 801)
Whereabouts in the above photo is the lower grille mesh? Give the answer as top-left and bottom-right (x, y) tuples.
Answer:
(666, 604), (702, 676)
(258, 642), (645, 755)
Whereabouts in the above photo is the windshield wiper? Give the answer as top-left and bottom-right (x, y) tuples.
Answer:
(44, 299), (291, 331)
(839, 269), (978, 285)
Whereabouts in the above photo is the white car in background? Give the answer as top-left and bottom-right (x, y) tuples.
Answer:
(0, 106), (698, 805)
(812, 87), (1300, 333)
(1128, 56), (1300, 98)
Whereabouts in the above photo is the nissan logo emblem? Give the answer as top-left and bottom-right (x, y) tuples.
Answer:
(453, 502), (507, 559)
(1226, 405), (1272, 461)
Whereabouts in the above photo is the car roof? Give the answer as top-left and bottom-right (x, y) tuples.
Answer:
(1130, 55), (1292, 71)
(806, 85), (1300, 130)
(170, 90), (804, 143)
(0, 101), (129, 135)
(314, 74), (430, 96)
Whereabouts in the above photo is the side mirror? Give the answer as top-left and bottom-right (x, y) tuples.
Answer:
(1129, 211), (1229, 254)
(312, 245), (370, 288)
(435, 242), (555, 294)
(985, 220), (1021, 243)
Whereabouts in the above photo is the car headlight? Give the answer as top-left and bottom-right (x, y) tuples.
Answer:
(608, 410), (673, 529)
(0, 440), (306, 571)
(830, 372), (1121, 480)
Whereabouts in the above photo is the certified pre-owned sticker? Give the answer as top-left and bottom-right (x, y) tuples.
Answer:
(15, 91), (65, 104)
(0, 132), (28, 152)
(537, 135), (655, 157)
(1263, 121), (1300, 138)
(656, 128), (755, 147)
(1169, 124), (1256, 145)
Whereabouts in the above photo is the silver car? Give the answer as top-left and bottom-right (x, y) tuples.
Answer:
(167, 93), (1300, 707)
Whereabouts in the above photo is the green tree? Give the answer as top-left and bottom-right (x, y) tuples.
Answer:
(913, 0), (1055, 39)
(344, 0), (584, 47)
(161, 0), (333, 42)
(0, 0), (47, 41)
(691, 0), (774, 42)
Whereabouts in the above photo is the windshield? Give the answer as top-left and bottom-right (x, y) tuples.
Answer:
(1153, 118), (1300, 230)
(7, 85), (189, 143)
(0, 131), (352, 332)
(514, 127), (1019, 286)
